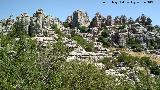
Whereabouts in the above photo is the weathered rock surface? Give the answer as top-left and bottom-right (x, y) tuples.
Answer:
(90, 12), (105, 28)
(65, 10), (90, 28)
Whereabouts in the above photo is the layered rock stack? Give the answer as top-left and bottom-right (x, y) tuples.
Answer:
(135, 14), (152, 26)
(1, 9), (160, 54)
(0, 9), (64, 36)
(120, 15), (128, 24)
(0, 16), (14, 34)
(90, 14), (114, 28)
(106, 15), (113, 26)
(65, 10), (90, 28)
(30, 9), (46, 36)
(114, 15), (128, 25)
(16, 13), (30, 33)
(90, 12), (105, 28)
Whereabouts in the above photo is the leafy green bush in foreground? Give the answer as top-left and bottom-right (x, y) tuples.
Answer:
(0, 24), (160, 90)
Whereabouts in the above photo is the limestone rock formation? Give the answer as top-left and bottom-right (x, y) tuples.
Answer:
(114, 15), (128, 25)
(16, 13), (30, 33)
(120, 15), (128, 24)
(0, 21), (2, 32)
(29, 9), (63, 36)
(51, 17), (63, 29)
(1, 9), (160, 54)
(90, 12), (105, 28)
(114, 16), (120, 25)
(65, 16), (72, 25)
(128, 17), (134, 24)
(136, 14), (152, 26)
(65, 10), (90, 28)
(90, 14), (114, 27)
(106, 15), (113, 26)
(135, 14), (147, 25)
(0, 16), (14, 34)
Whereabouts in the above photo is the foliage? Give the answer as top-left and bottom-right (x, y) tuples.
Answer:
(63, 22), (72, 28)
(146, 17), (152, 25)
(0, 31), (39, 89)
(0, 32), (113, 89)
(116, 52), (160, 75)
(52, 24), (63, 37)
(79, 26), (88, 33)
(0, 22), (160, 89)
(126, 37), (143, 52)
(150, 66), (160, 75)
(0, 25), (111, 89)
(98, 57), (115, 69)
(43, 31), (48, 37)
(98, 52), (160, 89)
(72, 35), (95, 52)
(71, 29), (76, 37)
(118, 24), (126, 29)
(147, 39), (158, 50)
(98, 29), (112, 47)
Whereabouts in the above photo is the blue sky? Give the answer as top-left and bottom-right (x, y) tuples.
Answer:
(0, 0), (160, 25)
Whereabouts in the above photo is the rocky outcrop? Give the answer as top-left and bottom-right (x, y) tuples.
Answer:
(0, 9), (63, 36)
(120, 15), (128, 24)
(90, 12), (105, 28)
(65, 10), (90, 28)
(1, 9), (160, 54)
(65, 16), (72, 25)
(0, 16), (14, 34)
(106, 15), (113, 26)
(136, 14), (147, 25)
(128, 17), (134, 24)
(114, 16), (121, 25)
(16, 13), (30, 33)
(90, 14), (114, 27)
(114, 15), (128, 25)
(136, 14), (152, 25)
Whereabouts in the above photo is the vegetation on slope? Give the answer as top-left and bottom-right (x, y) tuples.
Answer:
(0, 23), (160, 90)
(72, 35), (95, 52)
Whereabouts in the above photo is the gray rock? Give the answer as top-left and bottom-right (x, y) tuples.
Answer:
(66, 10), (90, 28)
(106, 15), (113, 26)
(90, 12), (105, 28)
(16, 13), (30, 33)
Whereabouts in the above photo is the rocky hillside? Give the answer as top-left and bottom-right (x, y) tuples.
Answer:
(0, 9), (160, 90)
(1, 9), (160, 52)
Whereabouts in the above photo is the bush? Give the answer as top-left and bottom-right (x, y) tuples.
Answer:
(72, 35), (95, 52)
(79, 26), (88, 33)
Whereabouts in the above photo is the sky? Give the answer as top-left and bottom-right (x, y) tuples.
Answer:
(0, 0), (160, 25)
